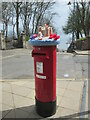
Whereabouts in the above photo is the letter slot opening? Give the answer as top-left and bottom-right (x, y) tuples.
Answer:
(32, 51), (49, 59)
(32, 53), (46, 57)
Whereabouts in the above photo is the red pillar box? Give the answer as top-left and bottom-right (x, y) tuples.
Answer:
(28, 38), (60, 117)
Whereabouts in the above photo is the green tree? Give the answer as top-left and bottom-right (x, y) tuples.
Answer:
(63, 1), (90, 40)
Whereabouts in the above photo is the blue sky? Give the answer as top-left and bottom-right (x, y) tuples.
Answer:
(0, 0), (72, 50)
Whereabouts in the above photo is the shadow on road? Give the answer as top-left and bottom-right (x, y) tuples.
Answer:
(2, 105), (43, 119)
(2, 105), (89, 119)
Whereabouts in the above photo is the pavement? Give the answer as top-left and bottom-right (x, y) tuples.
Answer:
(0, 79), (88, 119)
(75, 50), (90, 55)
(0, 49), (89, 119)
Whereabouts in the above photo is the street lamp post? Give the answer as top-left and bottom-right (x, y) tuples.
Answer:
(68, 0), (75, 52)
(72, 0), (75, 51)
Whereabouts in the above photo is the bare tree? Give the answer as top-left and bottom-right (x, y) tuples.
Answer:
(13, 1), (22, 41)
(2, 2), (13, 41)
(34, 1), (55, 33)
(20, 2), (34, 35)
(31, 2), (38, 34)
(20, 1), (56, 35)
(1, 1), (57, 44)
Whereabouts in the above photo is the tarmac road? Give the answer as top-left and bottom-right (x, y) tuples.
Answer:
(1, 49), (89, 80)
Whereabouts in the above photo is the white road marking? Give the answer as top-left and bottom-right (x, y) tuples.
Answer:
(0, 78), (88, 82)
(57, 78), (88, 81)
(2, 55), (16, 59)
(57, 78), (75, 81)
(1, 53), (32, 59)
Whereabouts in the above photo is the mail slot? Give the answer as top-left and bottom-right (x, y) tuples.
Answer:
(32, 50), (49, 59)
(32, 52), (46, 57)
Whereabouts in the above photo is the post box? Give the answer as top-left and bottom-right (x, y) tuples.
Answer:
(28, 38), (60, 117)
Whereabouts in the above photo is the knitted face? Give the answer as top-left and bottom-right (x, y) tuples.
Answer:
(45, 24), (48, 28)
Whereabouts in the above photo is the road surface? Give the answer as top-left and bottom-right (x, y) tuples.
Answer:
(0, 49), (89, 80)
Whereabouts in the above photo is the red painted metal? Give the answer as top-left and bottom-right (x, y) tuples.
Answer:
(32, 46), (56, 102)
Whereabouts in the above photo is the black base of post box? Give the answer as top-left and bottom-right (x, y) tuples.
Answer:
(35, 97), (56, 117)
